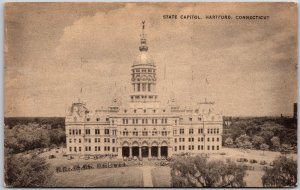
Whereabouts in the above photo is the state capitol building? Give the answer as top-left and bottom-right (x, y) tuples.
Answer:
(65, 22), (223, 159)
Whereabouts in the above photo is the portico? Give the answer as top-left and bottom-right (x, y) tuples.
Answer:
(120, 141), (169, 159)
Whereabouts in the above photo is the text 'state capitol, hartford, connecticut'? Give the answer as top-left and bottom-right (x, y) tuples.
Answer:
(65, 22), (223, 159)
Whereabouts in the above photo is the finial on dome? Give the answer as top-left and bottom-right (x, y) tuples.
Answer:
(139, 21), (148, 52)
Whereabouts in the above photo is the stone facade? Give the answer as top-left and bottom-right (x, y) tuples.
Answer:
(65, 22), (223, 159)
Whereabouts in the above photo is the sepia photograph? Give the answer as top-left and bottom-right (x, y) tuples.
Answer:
(4, 2), (298, 188)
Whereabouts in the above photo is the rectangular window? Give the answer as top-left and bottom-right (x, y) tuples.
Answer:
(217, 128), (219, 134)
(198, 138), (200, 142)
(95, 146), (97, 151)
(112, 147), (115, 152)
(79, 147), (81, 152)
(212, 138), (214, 142)
(89, 146), (91, 151)
(105, 129), (109, 135)
(174, 138), (177, 143)
(201, 137), (204, 142)
(217, 138), (219, 142)
(198, 145), (200, 150)
(112, 139), (115, 143)
(217, 146), (219, 150)
(79, 129), (81, 135)
(207, 146), (210, 150)
(85, 129), (90, 135)
(179, 146), (181, 150)
(182, 146), (185, 150)
(95, 129), (100, 135)
(207, 138), (210, 142)
(69, 138), (72, 143)
(69, 129), (72, 135)
(201, 145), (204, 150)
(189, 129), (194, 134)
(180, 129), (184, 134)
(79, 138), (81, 143)
(189, 117), (192, 121)
(69, 147), (72, 152)
(174, 146), (177, 151)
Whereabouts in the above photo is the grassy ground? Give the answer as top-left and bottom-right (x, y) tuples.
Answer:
(51, 167), (143, 187)
(245, 170), (264, 187)
(151, 167), (171, 187)
(44, 147), (296, 187)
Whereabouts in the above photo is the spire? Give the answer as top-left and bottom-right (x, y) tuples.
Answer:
(139, 21), (148, 52)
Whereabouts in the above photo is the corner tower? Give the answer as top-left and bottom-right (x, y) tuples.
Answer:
(130, 21), (158, 102)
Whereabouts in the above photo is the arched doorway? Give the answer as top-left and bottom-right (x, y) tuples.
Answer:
(151, 141), (158, 157)
(132, 141), (139, 157)
(122, 141), (129, 157)
(141, 141), (149, 157)
(161, 141), (168, 157)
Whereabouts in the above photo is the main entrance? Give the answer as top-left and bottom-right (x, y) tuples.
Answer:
(121, 141), (169, 158)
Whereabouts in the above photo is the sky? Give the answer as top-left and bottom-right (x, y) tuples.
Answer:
(4, 2), (298, 117)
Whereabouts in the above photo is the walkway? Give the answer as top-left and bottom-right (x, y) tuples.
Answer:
(141, 166), (155, 187)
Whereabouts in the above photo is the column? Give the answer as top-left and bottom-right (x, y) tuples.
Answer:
(158, 146), (161, 158)
(117, 147), (122, 159)
(129, 146), (132, 158)
(148, 146), (151, 158)
(139, 147), (142, 159)
(168, 146), (173, 157)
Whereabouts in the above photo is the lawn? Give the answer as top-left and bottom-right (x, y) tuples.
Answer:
(245, 170), (264, 187)
(151, 167), (171, 187)
(50, 167), (143, 187)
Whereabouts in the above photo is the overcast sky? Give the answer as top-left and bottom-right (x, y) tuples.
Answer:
(5, 2), (297, 117)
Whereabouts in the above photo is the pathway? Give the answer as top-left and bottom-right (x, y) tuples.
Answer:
(141, 166), (155, 187)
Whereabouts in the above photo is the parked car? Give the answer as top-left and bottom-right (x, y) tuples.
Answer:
(48, 155), (56, 159)
(260, 160), (267, 165)
(249, 159), (258, 164)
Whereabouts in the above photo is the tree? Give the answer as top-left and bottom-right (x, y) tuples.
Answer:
(270, 136), (280, 151)
(225, 137), (233, 147)
(235, 134), (252, 152)
(280, 144), (293, 155)
(260, 143), (269, 156)
(252, 135), (265, 149)
(5, 154), (53, 187)
(171, 156), (246, 187)
(262, 156), (297, 187)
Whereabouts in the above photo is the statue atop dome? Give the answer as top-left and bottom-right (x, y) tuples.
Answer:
(139, 20), (148, 52)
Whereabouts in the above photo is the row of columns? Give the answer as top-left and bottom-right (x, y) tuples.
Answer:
(123, 146), (162, 158)
(128, 146), (161, 158)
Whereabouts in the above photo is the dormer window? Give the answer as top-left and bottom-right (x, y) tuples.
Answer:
(87, 118), (90, 122)
(96, 118), (100, 122)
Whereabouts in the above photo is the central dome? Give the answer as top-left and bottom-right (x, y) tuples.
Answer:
(133, 51), (155, 66)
